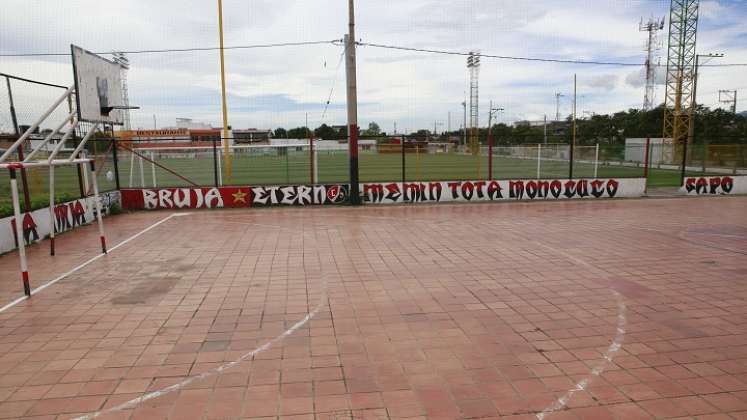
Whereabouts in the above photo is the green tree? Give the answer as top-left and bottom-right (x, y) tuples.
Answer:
(314, 124), (339, 139)
(363, 122), (381, 136)
(273, 127), (287, 138)
(287, 127), (309, 138)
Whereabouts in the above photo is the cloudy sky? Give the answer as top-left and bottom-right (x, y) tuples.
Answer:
(1, 0), (746, 133)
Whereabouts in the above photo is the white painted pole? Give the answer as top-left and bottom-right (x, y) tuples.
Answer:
(314, 148), (319, 183)
(128, 151), (135, 187)
(536, 143), (541, 179)
(150, 151), (157, 187)
(89, 161), (107, 254)
(48, 119), (79, 161)
(9, 168), (31, 296)
(594, 143), (600, 178)
(217, 152), (223, 186)
(48, 165), (56, 255)
(81, 151), (90, 194)
(24, 111), (76, 162)
(0, 85), (74, 162)
(68, 122), (100, 160)
(138, 154), (145, 188)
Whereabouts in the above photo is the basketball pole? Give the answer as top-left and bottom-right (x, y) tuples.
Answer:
(217, 0), (232, 183)
(9, 167), (31, 297)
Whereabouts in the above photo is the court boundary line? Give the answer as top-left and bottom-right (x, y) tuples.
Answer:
(532, 242), (627, 419)
(0, 213), (189, 314)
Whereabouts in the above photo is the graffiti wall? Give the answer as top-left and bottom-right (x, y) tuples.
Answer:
(0, 191), (121, 254)
(251, 185), (349, 206)
(121, 187), (252, 210)
(121, 185), (350, 209)
(361, 178), (646, 204)
(680, 176), (747, 196)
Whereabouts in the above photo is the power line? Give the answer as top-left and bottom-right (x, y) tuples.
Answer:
(4, 39), (745, 67)
(354, 41), (747, 68)
(0, 72), (67, 89)
(0, 40), (342, 57)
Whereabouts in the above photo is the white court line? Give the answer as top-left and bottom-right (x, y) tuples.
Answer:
(532, 242), (627, 420)
(73, 286), (327, 420)
(70, 214), (329, 419)
(0, 213), (189, 314)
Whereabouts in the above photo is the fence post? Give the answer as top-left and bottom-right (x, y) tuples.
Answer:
(309, 136), (315, 184)
(6, 77), (32, 212)
(217, 150), (223, 186)
(128, 151), (135, 187)
(568, 142), (575, 179)
(701, 138), (708, 174)
(138, 151), (145, 188)
(150, 151), (157, 188)
(487, 128), (494, 180)
(212, 138), (219, 187)
(536, 143), (541, 179)
(401, 136), (406, 186)
(285, 146), (290, 184)
(111, 131), (121, 191)
(680, 139), (689, 186)
(643, 137), (651, 194)
(594, 143), (600, 178)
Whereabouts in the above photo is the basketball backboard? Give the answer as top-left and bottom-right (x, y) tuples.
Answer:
(71, 45), (127, 125)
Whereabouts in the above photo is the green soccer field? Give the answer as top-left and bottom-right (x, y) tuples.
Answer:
(0, 150), (694, 215)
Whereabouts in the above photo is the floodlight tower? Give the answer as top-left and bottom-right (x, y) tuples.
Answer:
(467, 51), (480, 155)
(662, 0), (699, 145)
(112, 52), (131, 130)
(640, 16), (665, 110)
(555, 93), (564, 121)
(719, 90), (738, 114)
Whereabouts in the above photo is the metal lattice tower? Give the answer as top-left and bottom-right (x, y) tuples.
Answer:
(112, 52), (131, 130)
(662, 0), (699, 145)
(467, 51), (480, 155)
(719, 90), (738, 114)
(640, 16), (665, 110)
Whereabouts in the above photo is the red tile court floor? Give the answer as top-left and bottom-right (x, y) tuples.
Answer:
(0, 196), (745, 419)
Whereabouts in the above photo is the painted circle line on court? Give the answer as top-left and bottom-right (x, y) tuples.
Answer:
(72, 215), (329, 420)
(532, 242), (628, 419)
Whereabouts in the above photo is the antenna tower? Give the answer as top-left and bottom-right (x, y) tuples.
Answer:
(112, 52), (131, 130)
(718, 90), (737, 114)
(640, 16), (665, 110)
(662, 0), (699, 145)
(467, 51), (480, 156)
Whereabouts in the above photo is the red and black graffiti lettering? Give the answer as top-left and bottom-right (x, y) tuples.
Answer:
(10, 213), (39, 247)
(685, 176), (734, 195)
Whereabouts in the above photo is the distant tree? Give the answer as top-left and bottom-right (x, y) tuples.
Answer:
(363, 122), (381, 136)
(287, 127), (309, 139)
(314, 124), (339, 140)
(273, 128), (287, 138)
(412, 129), (430, 139)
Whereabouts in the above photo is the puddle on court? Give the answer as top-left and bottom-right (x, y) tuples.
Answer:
(111, 277), (179, 305)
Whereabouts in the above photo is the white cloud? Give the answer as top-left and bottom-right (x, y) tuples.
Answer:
(0, 0), (745, 131)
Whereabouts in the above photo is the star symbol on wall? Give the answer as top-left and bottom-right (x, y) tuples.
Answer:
(232, 190), (248, 204)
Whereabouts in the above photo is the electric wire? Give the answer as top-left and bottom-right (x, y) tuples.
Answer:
(320, 46), (346, 123)
(0, 40), (342, 57)
(3, 39), (745, 67)
(354, 41), (747, 68)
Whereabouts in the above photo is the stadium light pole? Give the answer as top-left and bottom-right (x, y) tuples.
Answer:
(461, 100), (467, 148)
(345, 0), (361, 204)
(217, 0), (232, 183)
